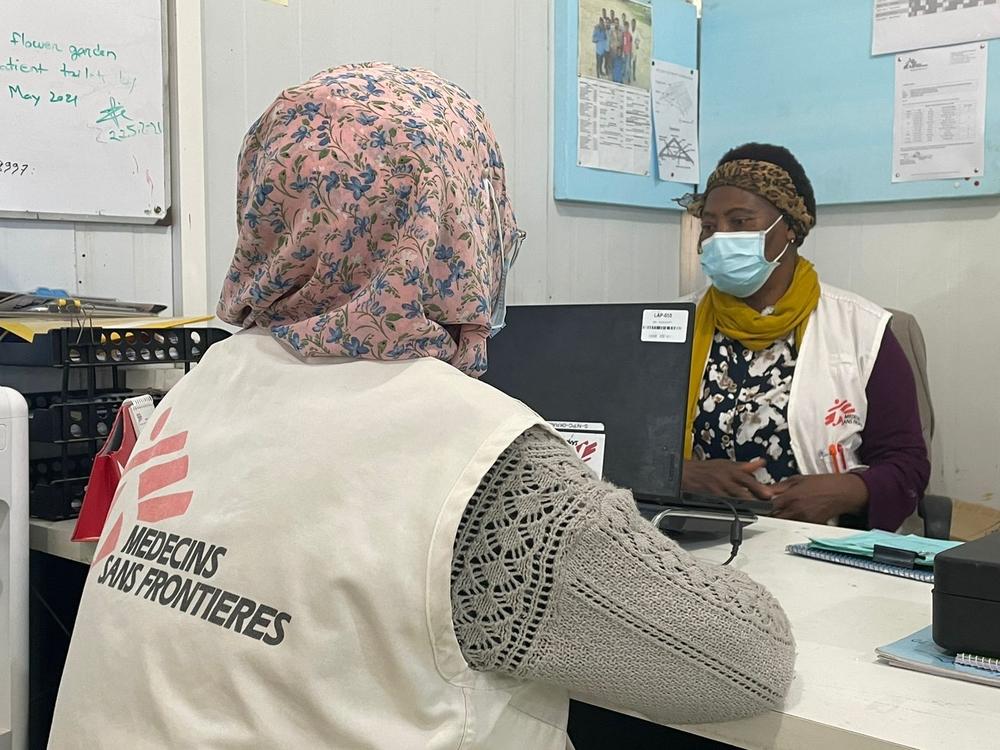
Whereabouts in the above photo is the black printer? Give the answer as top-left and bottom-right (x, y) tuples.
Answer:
(933, 531), (1000, 658)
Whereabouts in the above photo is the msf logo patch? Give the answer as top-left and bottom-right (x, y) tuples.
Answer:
(825, 399), (861, 428)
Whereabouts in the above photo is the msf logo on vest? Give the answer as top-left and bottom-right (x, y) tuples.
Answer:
(94, 407), (192, 566)
(825, 399), (861, 428)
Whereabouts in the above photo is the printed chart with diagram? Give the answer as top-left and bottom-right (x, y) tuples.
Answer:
(0, 0), (167, 220)
(650, 59), (699, 183)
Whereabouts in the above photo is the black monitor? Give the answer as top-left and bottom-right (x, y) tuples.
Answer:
(482, 302), (694, 503)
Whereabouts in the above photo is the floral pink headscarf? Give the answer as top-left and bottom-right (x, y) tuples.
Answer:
(217, 62), (518, 376)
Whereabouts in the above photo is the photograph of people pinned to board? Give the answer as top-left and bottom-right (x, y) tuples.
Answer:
(892, 42), (988, 182)
(576, 0), (653, 176)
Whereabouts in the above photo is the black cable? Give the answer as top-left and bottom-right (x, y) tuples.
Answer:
(718, 499), (743, 566)
(650, 501), (744, 565)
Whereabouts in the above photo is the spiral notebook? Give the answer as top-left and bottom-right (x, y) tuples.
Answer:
(785, 543), (936, 583)
(956, 653), (1000, 673)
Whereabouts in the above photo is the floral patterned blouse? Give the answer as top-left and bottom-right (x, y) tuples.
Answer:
(691, 330), (799, 484)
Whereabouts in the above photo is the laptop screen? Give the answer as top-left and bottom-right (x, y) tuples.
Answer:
(481, 303), (694, 502)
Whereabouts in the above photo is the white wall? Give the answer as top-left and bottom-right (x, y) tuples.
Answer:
(0, 220), (173, 311)
(806, 199), (1000, 504)
(199, 0), (681, 312)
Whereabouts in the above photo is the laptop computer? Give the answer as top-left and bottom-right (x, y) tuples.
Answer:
(481, 303), (769, 527)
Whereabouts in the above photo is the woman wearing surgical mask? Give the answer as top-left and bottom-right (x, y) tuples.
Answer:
(52, 67), (794, 749)
(680, 143), (929, 530)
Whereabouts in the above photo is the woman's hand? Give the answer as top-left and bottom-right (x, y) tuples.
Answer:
(681, 458), (776, 501)
(769, 473), (869, 524)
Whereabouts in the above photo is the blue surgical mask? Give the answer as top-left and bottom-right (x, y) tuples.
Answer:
(699, 216), (789, 298)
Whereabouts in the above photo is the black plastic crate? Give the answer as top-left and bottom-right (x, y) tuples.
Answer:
(0, 326), (228, 367)
(25, 389), (117, 411)
(28, 451), (94, 487)
(30, 478), (88, 521)
(30, 390), (164, 443)
(29, 449), (92, 520)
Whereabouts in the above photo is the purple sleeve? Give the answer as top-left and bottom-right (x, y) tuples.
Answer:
(857, 327), (931, 530)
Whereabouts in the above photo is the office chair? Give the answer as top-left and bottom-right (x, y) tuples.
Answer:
(887, 309), (950, 540)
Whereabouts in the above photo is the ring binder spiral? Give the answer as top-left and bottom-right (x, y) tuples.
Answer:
(955, 653), (1000, 673)
(785, 543), (936, 583)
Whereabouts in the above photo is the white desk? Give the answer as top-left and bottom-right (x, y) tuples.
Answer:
(654, 518), (1000, 750)
(29, 519), (95, 564)
(29, 516), (1000, 749)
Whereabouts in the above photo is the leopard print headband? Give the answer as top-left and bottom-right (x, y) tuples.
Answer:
(682, 159), (815, 242)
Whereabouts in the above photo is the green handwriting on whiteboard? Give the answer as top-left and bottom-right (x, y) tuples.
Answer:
(106, 121), (162, 143)
(8, 32), (62, 52)
(0, 57), (48, 75)
(7, 83), (77, 107)
(69, 43), (117, 62)
(49, 90), (77, 105)
(8, 32), (118, 62)
(96, 97), (130, 127)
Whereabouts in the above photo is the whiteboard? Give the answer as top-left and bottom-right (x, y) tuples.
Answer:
(0, 0), (168, 222)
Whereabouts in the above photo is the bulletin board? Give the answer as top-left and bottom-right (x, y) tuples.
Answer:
(553, 0), (697, 209)
(699, 0), (1000, 205)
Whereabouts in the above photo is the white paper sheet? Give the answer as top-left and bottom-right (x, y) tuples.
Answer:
(873, 0), (1000, 56)
(640, 308), (689, 343)
(577, 76), (651, 176)
(892, 43), (987, 182)
(650, 60), (699, 184)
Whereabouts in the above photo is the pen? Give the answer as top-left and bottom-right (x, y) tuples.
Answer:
(837, 444), (846, 473)
(829, 444), (840, 474)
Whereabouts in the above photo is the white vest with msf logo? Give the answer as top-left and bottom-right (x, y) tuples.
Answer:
(689, 283), (890, 476)
(50, 329), (569, 750)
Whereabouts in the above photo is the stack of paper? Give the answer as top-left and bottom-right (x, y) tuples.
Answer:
(877, 626), (1000, 689)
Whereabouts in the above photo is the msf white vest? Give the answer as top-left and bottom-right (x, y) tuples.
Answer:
(689, 283), (890, 475)
(50, 330), (569, 749)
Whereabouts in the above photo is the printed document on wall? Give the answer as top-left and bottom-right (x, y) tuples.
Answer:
(892, 43), (987, 182)
(578, 78), (652, 176)
(873, 0), (1000, 56)
(650, 60), (699, 184)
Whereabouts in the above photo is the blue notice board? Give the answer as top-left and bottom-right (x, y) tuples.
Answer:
(553, 0), (697, 209)
(699, 0), (1000, 205)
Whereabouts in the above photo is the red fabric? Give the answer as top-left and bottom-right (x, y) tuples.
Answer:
(72, 402), (142, 542)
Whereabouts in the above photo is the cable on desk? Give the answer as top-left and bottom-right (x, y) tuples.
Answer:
(649, 501), (744, 565)
(718, 498), (743, 566)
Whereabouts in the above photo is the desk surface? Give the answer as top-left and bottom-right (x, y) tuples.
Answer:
(29, 515), (1000, 749)
(29, 519), (95, 564)
(661, 518), (1000, 750)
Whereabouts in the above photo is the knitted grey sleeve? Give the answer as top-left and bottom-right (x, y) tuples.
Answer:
(451, 426), (796, 726)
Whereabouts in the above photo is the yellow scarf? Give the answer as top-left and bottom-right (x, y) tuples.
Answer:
(684, 258), (821, 458)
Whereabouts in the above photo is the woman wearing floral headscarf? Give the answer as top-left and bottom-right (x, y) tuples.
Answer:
(681, 143), (929, 531)
(52, 65), (794, 749)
